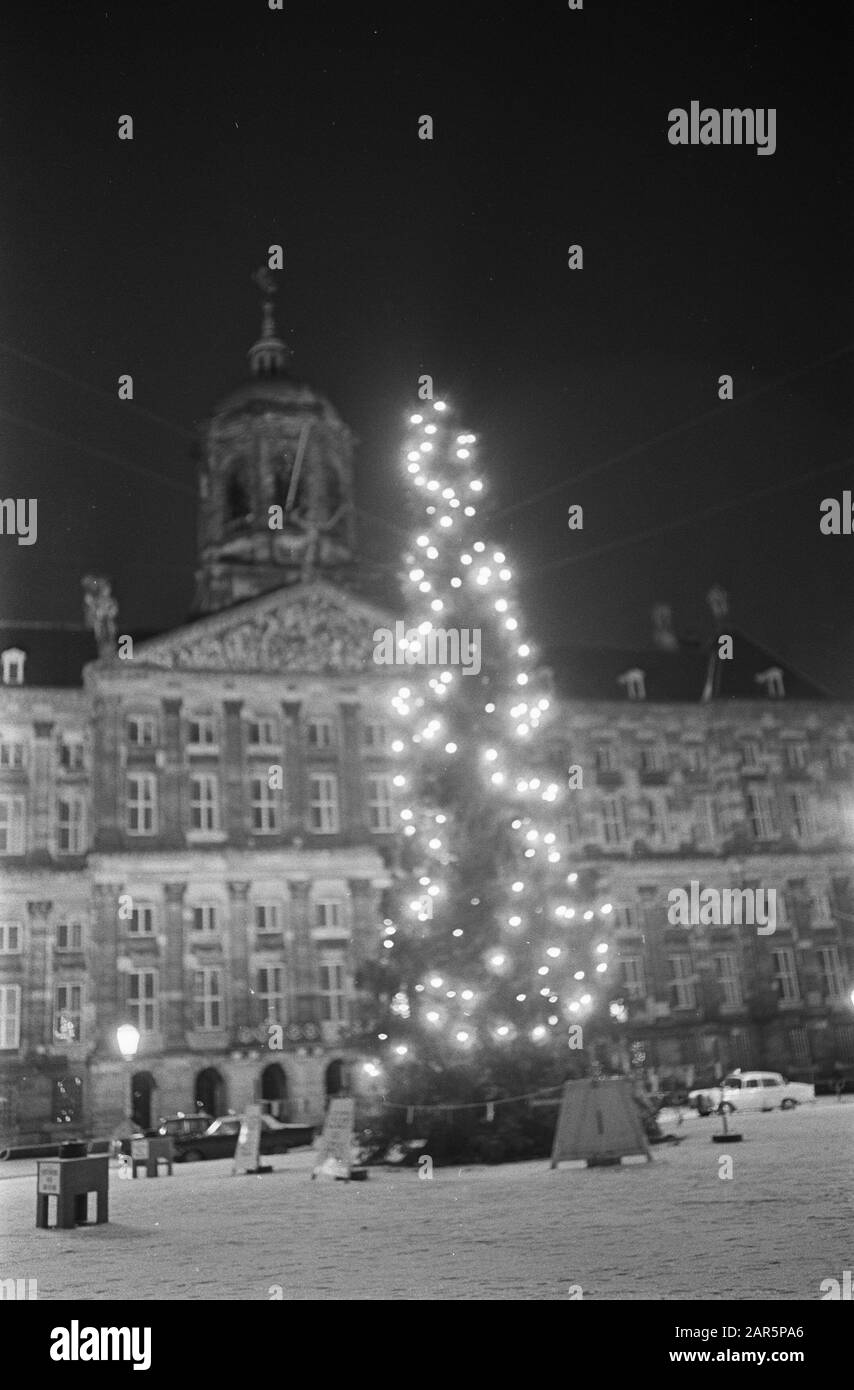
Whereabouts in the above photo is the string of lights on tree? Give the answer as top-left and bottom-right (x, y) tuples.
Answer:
(363, 398), (626, 1077)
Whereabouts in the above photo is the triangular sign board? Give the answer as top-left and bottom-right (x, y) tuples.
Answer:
(312, 1097), (355, 1180)
(550, 1078), (651, 1167)
(233, 1103), (264, 1175)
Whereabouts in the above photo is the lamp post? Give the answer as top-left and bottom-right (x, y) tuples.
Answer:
(115, 1024), (140, 1140)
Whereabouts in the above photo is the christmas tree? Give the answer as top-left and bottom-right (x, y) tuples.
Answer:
(353, 399), (622, 1159)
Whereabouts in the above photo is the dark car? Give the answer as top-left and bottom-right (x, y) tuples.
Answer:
(157, 1113), (212, 1139)
(172, 1113), (316, 1162)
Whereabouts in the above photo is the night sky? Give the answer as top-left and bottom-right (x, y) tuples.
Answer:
(1, 1), (852, 690)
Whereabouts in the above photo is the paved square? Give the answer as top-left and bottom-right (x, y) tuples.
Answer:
(1, 1100), (850, 1300)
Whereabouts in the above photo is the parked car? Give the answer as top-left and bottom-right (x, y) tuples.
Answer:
(172, 1113), (315, 1162)
(688, 1070), (815, 1115)
(157, 1113), (212, 1139)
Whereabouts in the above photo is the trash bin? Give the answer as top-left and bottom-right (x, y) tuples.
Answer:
(36, 1149), (109, 1229)
(130, 1135), (174, 1178)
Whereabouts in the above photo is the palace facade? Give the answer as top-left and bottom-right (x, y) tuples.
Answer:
(1, 296), (852, 1146)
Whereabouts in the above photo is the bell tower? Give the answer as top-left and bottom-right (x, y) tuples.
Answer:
(193, 270), (357, 615)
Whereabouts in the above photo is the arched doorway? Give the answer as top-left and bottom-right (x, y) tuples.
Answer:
(195, 1067), (226, 1118)
(325, 1058), (349, 1099)
(260, 1063), (289, 1120)
(131, 1071), (156, 1131)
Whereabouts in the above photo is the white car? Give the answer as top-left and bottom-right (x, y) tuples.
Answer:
(689, 1070), (815, 1114)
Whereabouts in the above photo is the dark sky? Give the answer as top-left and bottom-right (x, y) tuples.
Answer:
(1, 1), (852, 690)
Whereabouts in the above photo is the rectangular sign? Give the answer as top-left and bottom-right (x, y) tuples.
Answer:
(130, 1139), (150, 1160)
(37, 1161), (61, 1194)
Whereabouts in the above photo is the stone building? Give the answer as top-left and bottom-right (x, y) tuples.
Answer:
(549, 598), (854, 1091)
(0, 285), (399, 1144)
(1, 295), (852, 1146)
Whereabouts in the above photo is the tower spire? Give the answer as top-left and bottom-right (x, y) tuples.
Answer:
(249, 267), (288, 377)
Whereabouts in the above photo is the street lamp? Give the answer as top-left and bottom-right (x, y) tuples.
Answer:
(115, 1024), (140, 1140)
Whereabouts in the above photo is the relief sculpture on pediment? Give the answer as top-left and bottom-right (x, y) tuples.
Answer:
(142, 591), (378, 673)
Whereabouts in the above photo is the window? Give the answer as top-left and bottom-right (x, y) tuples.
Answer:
(811, 888), (834, 926)
(761, 1075), (782, 1089)
(367, 775), (393, 831)
(0, 984), (21, 1048)
(595, 744), (619, 774)
(741, 738), (763, 771)
(129, 903), (156, 935)
(784, 742), (808, 771)
(192, 904), (218, 934)
(254, 903), (281, 934)
(309, 774), (339, 833)
(247, 716), (278, 747)
(621, 956), (646, 1000)
(257, 967), (285, 1022)
(187, 714), (217, 747)
(0, 920), (22, 953)
(193, 968), (223, 1030)
(59, 737), (85, 772)
(56, 919), (83, 952)
(190, 774), (219, 832)
(53, 1074), (83, 1125)
(0, 796), (25, 854)
(249, 776), (279, 833)
(307, 719), (334, 750)
(318, 952), (348, 1024)
(1, 649), (25, 686)
(713, 953), (742, 1007)
(601, 796), (629, 847)
(682, 744), (708, 774)
(747, 789), (779, 840)
(667, 956), (696, 1010)
(692, 795), (718, 847)
(639, 744), (666, 775)
(57, 794), (86, 854)
(829, 743), (850, 773)
(771, 947), (800, 1003)
(788, 1027), (811, 1066)
(617, 668), (645, 700)
(641, 796), (668, 845)
(0, 739), (25, 769)
(127, 969), (159, 1033)
(818, 946), (845, 1000)
(54, 984), (83, 1043)
(126, 774), (156, 836)
(127, 715), (157, 747)
(789, 791), (814, 841)
(315, 900), (343, 931)
(363, 722), (388, 751)
(614, 904), (639, 933)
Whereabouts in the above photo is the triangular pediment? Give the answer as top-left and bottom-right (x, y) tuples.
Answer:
(124, 581), (397, 675)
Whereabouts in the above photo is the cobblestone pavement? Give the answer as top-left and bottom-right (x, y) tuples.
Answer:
(1, 1099), (851, 1300)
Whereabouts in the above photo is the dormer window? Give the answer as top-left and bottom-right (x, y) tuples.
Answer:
(756, 667), (785, 699)
(1, 650), (25, 686)
(618, 668), (645, 701)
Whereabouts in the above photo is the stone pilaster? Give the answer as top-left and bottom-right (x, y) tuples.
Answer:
(287, 879), (319, 1023)
(30, 723), (54, 862)
(162, 881), (189, 1048)
(281, 701), (305, 832)
(347, 877), (378, 959)
(338, 702), (366, 837)
(91, 883), (123, 1052)
(227, 880), (252, 1034)
(25, 900), (52, 1049)
(223, 700), (247, 844)
(92, 696), (124, 851)
(159, 697), (185, 848)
